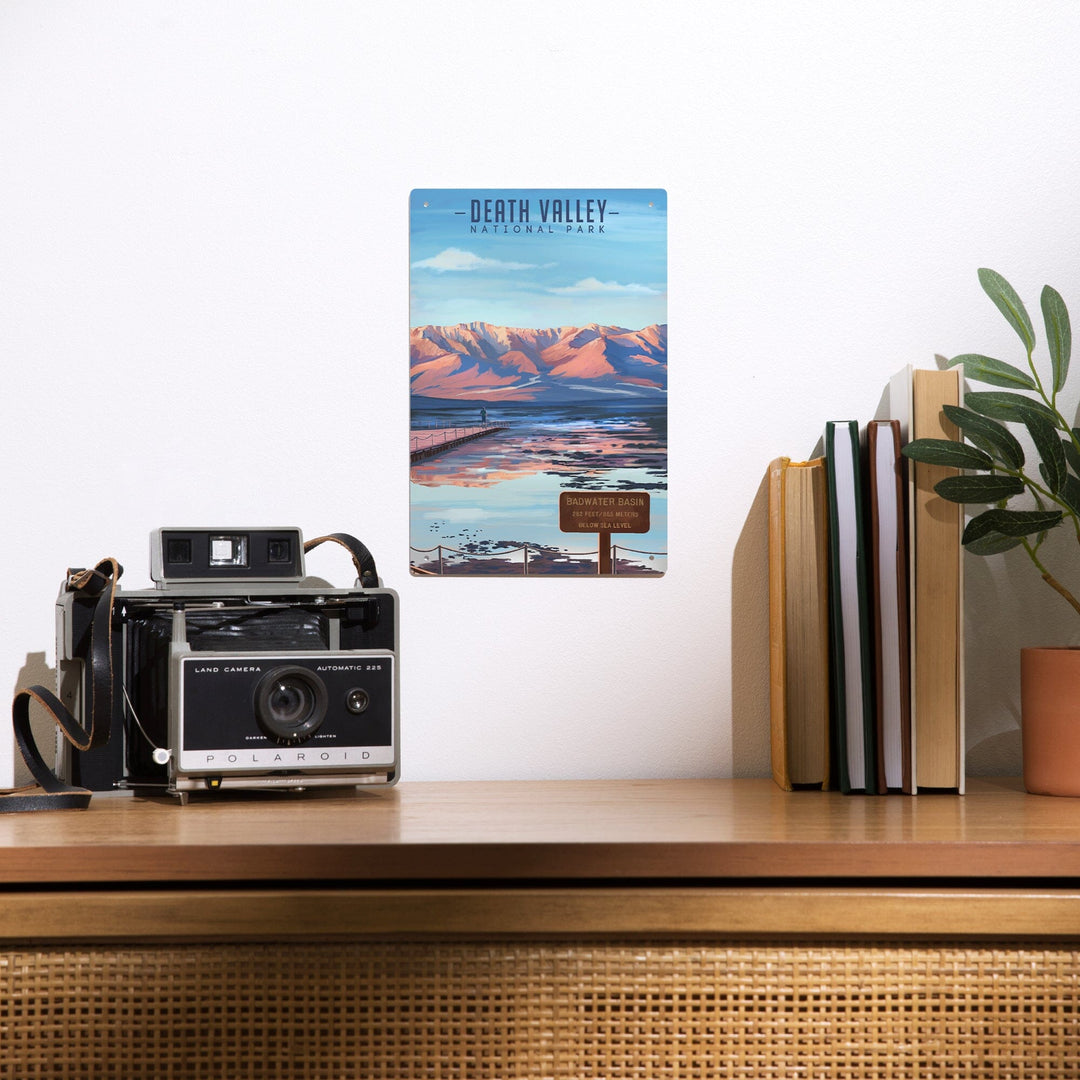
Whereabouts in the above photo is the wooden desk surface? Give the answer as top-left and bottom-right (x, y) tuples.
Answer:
(2, 777), (1079, 886)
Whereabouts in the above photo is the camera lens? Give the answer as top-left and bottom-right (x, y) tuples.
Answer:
(254, 666), (328, 744)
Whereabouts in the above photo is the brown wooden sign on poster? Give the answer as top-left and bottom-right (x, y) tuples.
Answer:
(558, 492), (650, 575)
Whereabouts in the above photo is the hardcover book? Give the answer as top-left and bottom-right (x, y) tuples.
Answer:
(868, 419), (912, 793)
(910, 367), (965, 791)
(768, 456), (831, 790)
(885, 365), (965, 793)
(825, 421), (878, 794)
(409, 189), (667, 577)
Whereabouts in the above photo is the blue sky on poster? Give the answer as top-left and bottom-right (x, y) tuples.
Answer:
(409, 189), (667, 331)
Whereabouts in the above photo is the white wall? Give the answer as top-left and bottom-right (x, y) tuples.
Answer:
(4, 1), (1080, 788)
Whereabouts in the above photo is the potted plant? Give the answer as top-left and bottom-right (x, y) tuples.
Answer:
(902, 268), (1080, 795)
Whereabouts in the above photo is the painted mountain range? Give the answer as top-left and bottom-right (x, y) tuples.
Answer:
(410, 322), (667, 402)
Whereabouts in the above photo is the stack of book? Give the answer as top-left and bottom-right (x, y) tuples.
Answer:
(768, 365), (965, 794)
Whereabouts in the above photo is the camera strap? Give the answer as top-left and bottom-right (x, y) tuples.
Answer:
(303, 533), (379, 589)
(1, 558), (122, 813)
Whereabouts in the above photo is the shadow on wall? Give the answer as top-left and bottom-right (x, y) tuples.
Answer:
(730, 470), (771, 778)
(12, 652), (56, 787)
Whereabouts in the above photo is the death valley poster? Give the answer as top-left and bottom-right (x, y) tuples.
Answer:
(409, 189), (667, 577)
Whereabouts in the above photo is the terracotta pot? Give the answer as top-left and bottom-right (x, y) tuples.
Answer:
(1021, 647), (1080, 796)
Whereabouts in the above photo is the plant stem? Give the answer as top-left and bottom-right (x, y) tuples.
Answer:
(1028, 346), (1048, 401)
(1041, 571), (1080, 618)
(1023, 539), (1080, 616)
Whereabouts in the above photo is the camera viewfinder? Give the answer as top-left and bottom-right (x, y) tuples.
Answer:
(209, 534), (249, 568)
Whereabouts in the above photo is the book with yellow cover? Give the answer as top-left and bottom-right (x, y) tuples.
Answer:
(768, 456), (831, 790)
(887, 365), (965, 793)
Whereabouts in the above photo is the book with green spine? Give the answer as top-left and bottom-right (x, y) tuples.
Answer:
(825, 420), (878, 794)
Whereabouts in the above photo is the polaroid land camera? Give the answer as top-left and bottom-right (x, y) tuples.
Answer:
(55, 528), (398, 801)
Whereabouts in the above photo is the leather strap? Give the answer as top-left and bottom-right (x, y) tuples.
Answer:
(1, 558), (122, 813)
(303, 533), (380, 589)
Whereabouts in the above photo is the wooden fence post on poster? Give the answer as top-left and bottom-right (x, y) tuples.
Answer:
(598, 530), (612, 576)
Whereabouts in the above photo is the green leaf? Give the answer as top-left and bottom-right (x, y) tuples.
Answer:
(979, 268), (1035, 353)
(963, 507), (1063, 543)
(1026, 415), (1067, 493)
(1063, 436), (1080, 477)
(964, 390), (1059, 426)
(934, 474), (1024, 503)
(964, 530), (1027, 556)
(942, 404), (1025, 469)
(945, 353), (1037, 390)
(1061, 474), (1080, 517)
(901, 438), (994, 470)
(1042, 284), (1071, 393)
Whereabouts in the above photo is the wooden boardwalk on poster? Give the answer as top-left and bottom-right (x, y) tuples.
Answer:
(410, 424), (508, 462)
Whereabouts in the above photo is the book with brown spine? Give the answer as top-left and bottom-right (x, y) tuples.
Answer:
(768, 456), (832, 790)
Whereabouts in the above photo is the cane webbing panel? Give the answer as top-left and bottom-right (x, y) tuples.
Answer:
(1, 940), (1077, 1078)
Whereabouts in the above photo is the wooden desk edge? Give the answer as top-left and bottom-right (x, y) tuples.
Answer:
(2, 886), (1078, 942)
(4, 841), (1080, 884)
(3, 778), (1080, 884)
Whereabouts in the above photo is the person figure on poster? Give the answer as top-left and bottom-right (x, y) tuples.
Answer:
(480, 407), (488, 427)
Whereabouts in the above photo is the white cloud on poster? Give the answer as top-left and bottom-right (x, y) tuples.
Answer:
(546, 277), (661, 296)
(411, 247), (544, 273)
